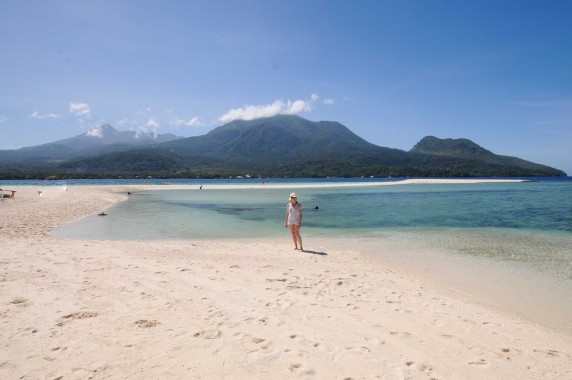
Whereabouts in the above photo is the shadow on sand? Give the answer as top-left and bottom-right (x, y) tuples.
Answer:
(302, 249), (327, 256)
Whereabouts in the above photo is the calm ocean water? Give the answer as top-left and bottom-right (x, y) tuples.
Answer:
(32, 177), (572, 334)
(49, 177), (571, 238)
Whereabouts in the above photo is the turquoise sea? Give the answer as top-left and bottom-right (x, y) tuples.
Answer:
(6, 177), (571, 335)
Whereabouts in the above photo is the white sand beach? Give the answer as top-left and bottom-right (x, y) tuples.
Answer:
(1, 183), (571, 379)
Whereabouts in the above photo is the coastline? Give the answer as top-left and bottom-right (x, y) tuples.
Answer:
(1, 184), (571, 379)
(0, 177), (528, 190)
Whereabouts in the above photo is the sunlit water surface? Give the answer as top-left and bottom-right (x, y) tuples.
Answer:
(53, 179), (572, 335)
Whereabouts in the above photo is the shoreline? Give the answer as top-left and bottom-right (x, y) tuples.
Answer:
(1, 185), (571, 379)
(0, 177), (528, 191)
(131, 178), (529, 191)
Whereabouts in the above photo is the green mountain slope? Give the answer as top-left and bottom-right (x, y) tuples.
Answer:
(0, 116), (566, 178)
(160, 115), (389, 160)
(0, 124), (182, 165)
(410, 136), (562, 174)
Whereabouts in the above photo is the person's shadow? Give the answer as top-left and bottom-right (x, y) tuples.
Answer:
(302, 249), (327, 256)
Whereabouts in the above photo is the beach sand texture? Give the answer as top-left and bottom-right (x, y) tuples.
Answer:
(1, 184), (571, 379)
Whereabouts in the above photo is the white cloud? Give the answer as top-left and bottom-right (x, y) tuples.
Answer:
(218, 94), (319, 123)
(30, 111), (61, 120)
(145, 118), (160, 129)
(86, 127), (103, 138)
(285, 99), (308, 114)
(134, 118), (160, 139)
(174, 117), (201, 127)
(323, 98), (336, 105)
(69, 102), (91, 118)
(0, 115), (7, 123)
(116, 118), (130, 127)
(219, 101), (283, 123)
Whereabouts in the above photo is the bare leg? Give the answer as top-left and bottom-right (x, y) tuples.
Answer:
(289, 224), (298, 249)
(292, 224), (303, 251)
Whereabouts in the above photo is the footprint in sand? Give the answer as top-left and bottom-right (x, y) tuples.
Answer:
(57, 311), (98, 326)
(242, 316), (257, 323)
(134, 319), (160, 328)
(194, 329), (222, 339)
(289, 363), (314, 376)
(312, 342), (327, 352)
(389, 331), (411, 338)
(468, 358), (490, 367)
(49, 346), (68, 356)
(285, 349), (308, 358)
(244, 335), (280, 362)
(9, 297), (28, 306)
(533, 349), (561, 358)
(258, 317), (268, 324)
(18, 326), (38, 335)
(345, 346), (371, 354)
(405, 361), (436, 376)
(266, 299), (292, 310)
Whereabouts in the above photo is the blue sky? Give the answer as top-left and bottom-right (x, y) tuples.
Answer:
(1, 1), (571, 174)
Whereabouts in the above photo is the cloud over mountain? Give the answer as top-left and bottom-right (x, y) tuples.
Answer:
(218, 94), (319, 123)
(173, 117), (201, 127)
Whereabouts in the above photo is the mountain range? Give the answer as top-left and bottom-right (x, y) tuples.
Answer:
(0, 115), (566, 179)
(0, 124), (182, 165)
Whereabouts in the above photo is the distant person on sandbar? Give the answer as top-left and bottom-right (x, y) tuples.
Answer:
(285, 192), (303, 251)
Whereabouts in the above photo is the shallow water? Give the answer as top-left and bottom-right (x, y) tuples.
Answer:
(55, 180), (572, 237)
(53, 179), (572, 335)
(348, 228), (572, 335)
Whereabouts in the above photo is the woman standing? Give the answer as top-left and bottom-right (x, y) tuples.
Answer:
(285, 192), (303, 251)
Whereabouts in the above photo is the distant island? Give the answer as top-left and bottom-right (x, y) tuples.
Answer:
(0, 115), (566, 179)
